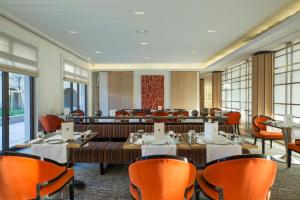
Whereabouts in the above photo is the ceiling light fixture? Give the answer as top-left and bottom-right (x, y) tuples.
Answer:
(144, 57), (150, 60)
(136, 30), (148, 33)
(87, 57), (91, 60)
(207, 30), (216, 33)
(134, 11), (144, 15)
(191, 50), (197, 53)
(140, 42), (149, 45)
(95, 51), (103, 54)
(68, 30), (78, 34)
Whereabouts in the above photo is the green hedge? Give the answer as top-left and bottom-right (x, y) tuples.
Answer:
(0, 108), (24, 116)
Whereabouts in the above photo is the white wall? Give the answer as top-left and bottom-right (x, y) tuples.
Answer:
(133, 70), (171, 109)
(0, 15), (89, 134)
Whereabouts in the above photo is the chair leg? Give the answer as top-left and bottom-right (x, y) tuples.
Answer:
(100, 163), (105, 175)
(69, 178), (74, 200)
(288, 149), (292, 168)
(237, 125), (240, 135)
(254, 138), (257, 145)
(262, 139), (265, 154)
(270, 140), (273, 148)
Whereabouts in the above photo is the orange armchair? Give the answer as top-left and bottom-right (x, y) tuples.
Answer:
(252, 115), (283, 154)
(152, 110), (169, 123)
(69, 109), (85, 116)
(40, 115), (65, 133)
(0, 152), (74, 200)
(287, 140), (300, 168)
(196, 154), (277, 200)
(209, 108), (222, 117)
(224, 112), (241, 134)
(129, 155), (196, 200)
(172, 110), (189, 122)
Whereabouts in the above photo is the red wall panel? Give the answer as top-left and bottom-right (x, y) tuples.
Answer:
(141, 75), (164, 109)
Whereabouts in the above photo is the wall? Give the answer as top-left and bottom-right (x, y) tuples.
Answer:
(134, 70), (171, 109)
(108, 71), (133, 110)
(171, 71), (199, 110)
(0, 15), (89, 134)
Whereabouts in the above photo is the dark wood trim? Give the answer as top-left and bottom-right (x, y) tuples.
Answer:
(2, 72), (9, 150)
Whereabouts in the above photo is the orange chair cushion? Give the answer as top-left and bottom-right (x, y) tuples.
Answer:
(288, 143), (300, 153)
(196, 171), (219, 199)
(256, 131), (283, 139)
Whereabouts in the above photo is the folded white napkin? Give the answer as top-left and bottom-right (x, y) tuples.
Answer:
(134, 138), (143, 145)
(27, 138), (42, 145)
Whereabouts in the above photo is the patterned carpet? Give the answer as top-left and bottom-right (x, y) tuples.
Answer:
(56, 139), (300, 200)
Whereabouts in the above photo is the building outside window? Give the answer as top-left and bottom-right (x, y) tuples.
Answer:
(63, 81), (87, 114)
(274, 42), (300, 122)
(222, 59), (252, 128)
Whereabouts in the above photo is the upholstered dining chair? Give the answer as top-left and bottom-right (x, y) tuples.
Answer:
(195, 154), (277, 200)
(129, 155), (196, 200)
(224, 112), (241, 134)
(252, 115), (283, 154)
(172, 110), (189, 122)
(287, 139), (300, 168)
(209, 108), (222, 117)
(152, 110), (169, 123)
(69, 109), (85, 116)
(40, 114), (65, 133)
(0, 152), (74, 200)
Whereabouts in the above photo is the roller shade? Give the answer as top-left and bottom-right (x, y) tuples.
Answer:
(63, 61), (89, 84)
(0, 32), (38, 77)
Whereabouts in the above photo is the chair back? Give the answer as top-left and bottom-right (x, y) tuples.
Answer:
(252, 115), (273, 133)
(209, 108), (222, 116)
(115, 110), (130, 117)
(202, 154), (277, 200)
(224, 112), (241, 125)
(152, 110), (169, 123)
(129, 155), (196, 200)
(69, 109), (85, 116)
(0, 153), (67, 199)
(172, 110), (189, 122)
(40, 115), (65, 132)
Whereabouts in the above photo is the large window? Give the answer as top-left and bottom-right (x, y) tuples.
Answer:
(0, 32), (35, 151)
(222, 59), (252, 128)
(64, 81), (87, 114)
(274, 42), (300, 122)
(204, 78), (212, 108)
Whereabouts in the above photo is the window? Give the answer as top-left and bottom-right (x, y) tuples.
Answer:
(274, 42), (300, 122)
(63, 81), (87, 114)
(0, 32), (35, 151)
(204, 78), (212, 108)
(222, 59), (252, 128)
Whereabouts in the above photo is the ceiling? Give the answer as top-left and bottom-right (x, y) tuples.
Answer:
(0, 0), (294, 64)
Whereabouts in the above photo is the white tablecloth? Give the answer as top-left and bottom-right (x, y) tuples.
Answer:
(206, 144), (242, 163)
(31, 134), (80, 164)
(141, 144), (176, 157)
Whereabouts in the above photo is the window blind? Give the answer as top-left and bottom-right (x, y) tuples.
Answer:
(63, 61), (89, 84)
(0, 32), (38, 77)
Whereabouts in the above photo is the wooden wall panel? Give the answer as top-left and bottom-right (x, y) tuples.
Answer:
(212, 71), (222, 108)
(200, 79), (205, 110)
(108, 71), (133, 110)
(171, 71), (197, 109)
(252, 52), (273, 118)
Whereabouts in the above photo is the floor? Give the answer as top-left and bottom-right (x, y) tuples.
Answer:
(67, 138), (300, 200)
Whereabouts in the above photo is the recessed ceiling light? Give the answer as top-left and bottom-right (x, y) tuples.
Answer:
(68, 30), (78, 34)
(140, 42), (149, 45)
(95, 51), (103, 54)
(144, 57), (150, 60)
(87, 57), (91, 60)
(134, 11), (144, 15)
(136, 30), (148, 33)
(191, 50), (197, 53)
(207, 30), (216, 33)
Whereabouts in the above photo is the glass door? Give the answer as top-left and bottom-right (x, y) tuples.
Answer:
(8, 73), (32, 147)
